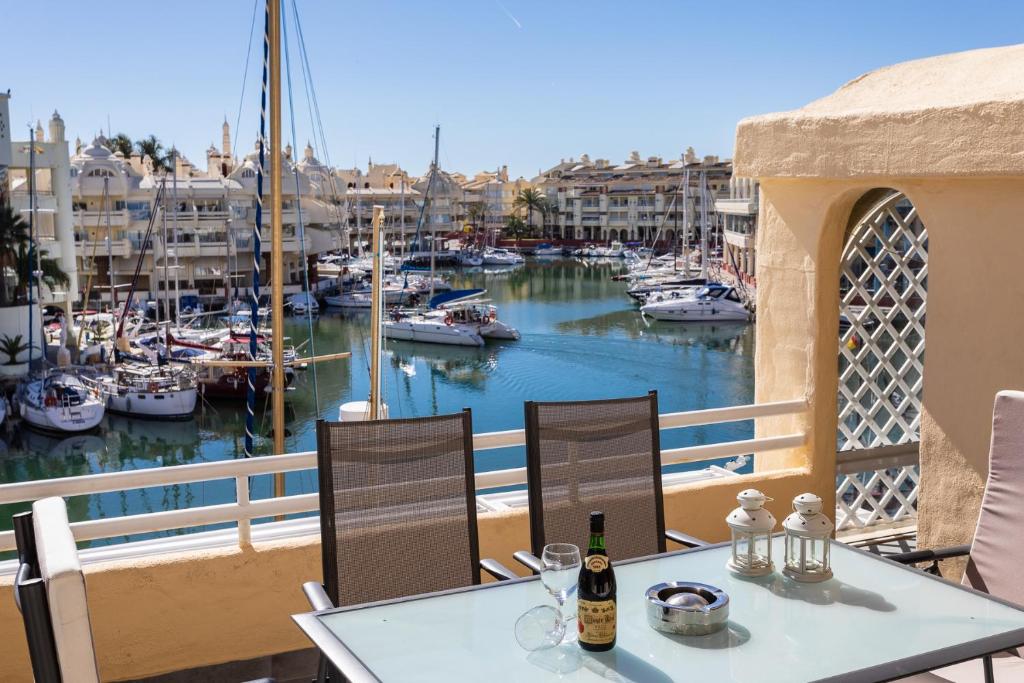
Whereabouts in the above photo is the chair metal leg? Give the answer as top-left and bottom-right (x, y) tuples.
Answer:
(983, 654), (994, 683)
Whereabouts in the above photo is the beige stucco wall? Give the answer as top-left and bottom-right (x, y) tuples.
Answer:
(0, 467), (827, 682)
(737, 43), (1024, 580)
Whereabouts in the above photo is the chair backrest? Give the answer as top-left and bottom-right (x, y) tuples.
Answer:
(524, 392), (666, 561)
(316, 410), (481, 607)
(964, 390), (1024, 610)
(13, 497), (100, 683)
(14, 511), (61, 683)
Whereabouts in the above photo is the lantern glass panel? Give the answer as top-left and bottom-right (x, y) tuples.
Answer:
(753, 533), (771, 568)
(732, 531), (751, 568)
(784, 534), (800, 571)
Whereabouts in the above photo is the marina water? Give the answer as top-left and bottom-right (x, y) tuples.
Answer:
(0, 259), (753, 545)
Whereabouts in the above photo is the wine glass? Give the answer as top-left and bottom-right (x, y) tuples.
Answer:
(541, 543), (581, 640)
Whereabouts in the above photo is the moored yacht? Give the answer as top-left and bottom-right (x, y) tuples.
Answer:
(640, 283), (750, 322)
(17, 371), (105, 433)
(84, 363), (198, 419)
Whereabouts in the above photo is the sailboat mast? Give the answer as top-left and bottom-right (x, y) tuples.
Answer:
(368, 205), (385, 419)
(699, 169), (709, 281)
(269, 0), (286, 487)
(429, 125), (439, 301)
(172, 149), (181, 327)
(683, 168), (691, 278)
(104, 176), (117, 313)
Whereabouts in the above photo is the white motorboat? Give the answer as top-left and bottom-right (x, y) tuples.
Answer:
(641, 285), (704, 305)
(17, 371), (105, 433)
(640, 283), (750, 322)
(324, 282), (414, 308)
(596, 241), (626, 258)
(325, 292), (371, 309)
(85, 363), (198, 419)
(533, 243), (563, 257)
(287, 292), (320, 315)
(384, 311), (485, 347)
(459, 250), (484, 267)
(482, 248), (519, 266)
(429, 301), (520, 341)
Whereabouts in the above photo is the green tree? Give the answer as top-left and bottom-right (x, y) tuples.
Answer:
(0, 196), (69, 306)
(504, 214), (527, 246)
(18, 243), (70, 296)
(0, 198), (30, 306)
(512, 188), (545, 236)
(135, 134), (171, 173)
(108, 133), (133, 157)
(465, 201), (487, 245)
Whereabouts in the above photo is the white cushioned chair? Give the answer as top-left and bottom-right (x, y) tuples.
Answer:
(896, 390), (1024, 682)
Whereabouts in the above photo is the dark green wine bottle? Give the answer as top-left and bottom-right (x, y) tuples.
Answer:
(577, 511), (616, 651)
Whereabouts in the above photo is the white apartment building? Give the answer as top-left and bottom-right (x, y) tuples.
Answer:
(533, 150), (731, 245)
(69, 126), (343, 309)
(716, 175), (759, 283)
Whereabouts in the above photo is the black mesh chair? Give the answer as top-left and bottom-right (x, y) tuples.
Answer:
(513, 392), (708, 573)
(303, 409), (516, 608)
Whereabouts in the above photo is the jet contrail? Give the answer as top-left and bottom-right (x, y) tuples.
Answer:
(495, 0), (522, 29)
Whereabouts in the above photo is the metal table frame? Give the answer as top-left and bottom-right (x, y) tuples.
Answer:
(293, 540), (1024, 683)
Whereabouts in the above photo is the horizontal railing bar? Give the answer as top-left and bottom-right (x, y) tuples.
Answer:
(835, 442), (919, 474)
(662, 433), (807, 465)
(473, 429), (524, 451)
(659, 399), (807, 429)
(0, 451), (318, 505)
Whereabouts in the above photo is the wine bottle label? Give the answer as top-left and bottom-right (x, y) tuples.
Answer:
(577, 599), (616, 645)
(585, 555), (608, 572)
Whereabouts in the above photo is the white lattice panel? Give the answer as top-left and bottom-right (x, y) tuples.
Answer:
(836, 192), (926, 532)
(838, 192), (927, 451)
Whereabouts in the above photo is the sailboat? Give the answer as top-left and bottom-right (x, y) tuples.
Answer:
(83, 360), (198, 419)
(18, 371), (105, 433)
(16, 128), (107, 433)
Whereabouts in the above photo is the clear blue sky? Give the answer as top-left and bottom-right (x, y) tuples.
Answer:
(3, 1), (1022, 179)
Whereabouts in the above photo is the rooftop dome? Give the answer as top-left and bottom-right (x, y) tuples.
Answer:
(82, 136), (113, 158)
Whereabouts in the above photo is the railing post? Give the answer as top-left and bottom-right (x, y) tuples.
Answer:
(236, 475), (251, 547)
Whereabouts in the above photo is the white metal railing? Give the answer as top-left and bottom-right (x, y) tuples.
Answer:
(835, 442), (920, 535)
(0, 399), (807, 554)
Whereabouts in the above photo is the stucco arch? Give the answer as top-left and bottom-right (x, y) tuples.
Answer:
(738, 44), (1024, 560)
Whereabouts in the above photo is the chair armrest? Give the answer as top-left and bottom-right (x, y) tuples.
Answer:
(302, 581), (336, 612)
(513, 550), (544, 574)
(665, 529), (710, 549)
(889, 544), (971, 566)
(480, 558), (519, 582)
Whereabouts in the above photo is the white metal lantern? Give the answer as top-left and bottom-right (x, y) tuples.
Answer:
(783, 493), (834, 582)
(726, 489), (776, 577)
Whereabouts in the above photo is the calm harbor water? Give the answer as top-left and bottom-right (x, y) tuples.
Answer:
(0, 258), (754, 545)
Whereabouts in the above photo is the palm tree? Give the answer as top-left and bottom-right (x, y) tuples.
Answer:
(18, 243), (70, 298)
(539, 196), (558, 239)
(135, 134), (170, 173)
(0, 198), (30, 307)
(504, 215), (527, 247)
(0, 197), (69, 306)
(108, 133), (133, 158)
(513, 188), (546, 236)
(465, 201), (487, 245)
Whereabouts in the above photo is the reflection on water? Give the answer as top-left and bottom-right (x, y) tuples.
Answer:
(0, 259), (755, 544)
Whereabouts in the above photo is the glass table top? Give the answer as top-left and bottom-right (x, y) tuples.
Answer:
(306, 539), (1024, 682)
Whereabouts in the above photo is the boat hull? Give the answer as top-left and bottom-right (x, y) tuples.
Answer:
(384, 321), (485, 347)
(640, 302), (750, 322)
(20, 400), (105, 433)
(104, 387), (198, 419)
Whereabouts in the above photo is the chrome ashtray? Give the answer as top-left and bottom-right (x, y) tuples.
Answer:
(645, 582), (729, 636)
